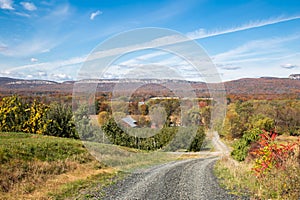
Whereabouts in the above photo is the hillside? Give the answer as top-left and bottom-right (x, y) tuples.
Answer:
(224, 77), (300, 99)
(0, 132), (180, 199)
(0, 76), (299, 100)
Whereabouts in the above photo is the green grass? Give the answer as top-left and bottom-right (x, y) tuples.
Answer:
(0, 132), (92, 164)
(84, 141), (183, 172)
(0, 132), (186, 199)
(214, 157), (254, 197)
(0, 132), (98, 199)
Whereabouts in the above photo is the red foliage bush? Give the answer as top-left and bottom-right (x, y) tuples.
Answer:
(251, 130), (297, 177)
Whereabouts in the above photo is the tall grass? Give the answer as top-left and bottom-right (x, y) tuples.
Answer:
(0, 132), (187, 199)
(215, 145), (300, 199)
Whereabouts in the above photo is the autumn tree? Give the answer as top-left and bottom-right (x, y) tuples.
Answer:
(98, 111), (110, 126)
(23, 100), (48, 134)
(0, 95), (28, 132)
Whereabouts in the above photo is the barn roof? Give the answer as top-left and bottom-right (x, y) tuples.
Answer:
(121, 116), (137, 127)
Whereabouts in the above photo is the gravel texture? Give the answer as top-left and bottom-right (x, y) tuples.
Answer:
(102, 157), (244, 200)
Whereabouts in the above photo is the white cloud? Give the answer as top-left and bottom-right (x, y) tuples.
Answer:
(14, 11), (30, 17)
(90, 10), (102, 20)
(213, 35), (300, 64)
(51, 73), (72, 80)
(30, 57), (38, 62)
(0, 38), (59, 57)
(0, 5), (71, 57)
(20, 2), (37, 11)
(280, 63), (299, 69)
(81, 15), (300, 66)
(37, 71), (47, 76)
(4, 14), (300, 82)
(0, 0), (14, 10)
(187, 15), (300, 40)
(0, 43), (7, 51)
(7, 55), (86, 74)
(217, 64), (241, 71)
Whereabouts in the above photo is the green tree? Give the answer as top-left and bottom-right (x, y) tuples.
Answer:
(250, 114), (275, 132)
(74, 104), (106, 142)
(188, 126), (206, 151)
(41, 103), (77, 139)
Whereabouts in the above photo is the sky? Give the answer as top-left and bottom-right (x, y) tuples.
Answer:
(0, 0), (300, 82)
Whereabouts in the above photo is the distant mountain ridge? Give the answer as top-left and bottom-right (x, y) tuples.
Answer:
(0, 76), (299, 99)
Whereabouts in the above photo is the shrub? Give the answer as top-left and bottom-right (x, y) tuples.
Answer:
(41, 103), (78, 139)
(231, 128), (262, 161)
(251, 131), (297, 177)
(249, 131), (300, 199)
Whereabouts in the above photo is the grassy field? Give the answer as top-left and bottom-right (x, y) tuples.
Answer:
(0, 132), (193, 199)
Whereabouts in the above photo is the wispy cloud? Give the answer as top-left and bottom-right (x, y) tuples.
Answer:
(0, 0), (14, 10)
(20, 2), (37, 11)
(1, 38), (59, 57)
(217, 64), (241, 71)
(213, 35), (300, 64)
(90, 10), (102, 20)
(9, 54), (86, 72)
(14, 11), (30, 17)
(5, 13), (300, 81)
(0, 4), (71, 57)
(187, 15), (300, 39)
(83, 15), (300, 64)
(30, 57), (38, 62)
(1, 54), (86, 81)
(0, 43), (7, 51)
(280, 63), (299, 69)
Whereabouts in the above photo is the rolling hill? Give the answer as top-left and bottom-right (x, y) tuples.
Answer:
(0, 76), (299, 100)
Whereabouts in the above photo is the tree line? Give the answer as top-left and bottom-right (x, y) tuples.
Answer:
(0, 95), (78, 138)
(0, 95), (206, 152)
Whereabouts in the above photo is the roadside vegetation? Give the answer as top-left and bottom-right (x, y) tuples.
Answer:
(215, 99), (300, 199)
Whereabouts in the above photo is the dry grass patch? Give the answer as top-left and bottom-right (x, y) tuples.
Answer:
(27, 162), (114, 200)
(215, 147), (300, 199)
(0, 161), (111, 200)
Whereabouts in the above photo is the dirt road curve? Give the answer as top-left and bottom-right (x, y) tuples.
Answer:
(102, 157), (240, 200)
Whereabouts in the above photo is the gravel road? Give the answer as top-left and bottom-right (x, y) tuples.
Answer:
(102, 157), (240, 200)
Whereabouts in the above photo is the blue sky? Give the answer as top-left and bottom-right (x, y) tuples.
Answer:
(0, 0), (300, 82)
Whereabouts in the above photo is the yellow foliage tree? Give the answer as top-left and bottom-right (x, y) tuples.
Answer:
(98, 111), (110, 126)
